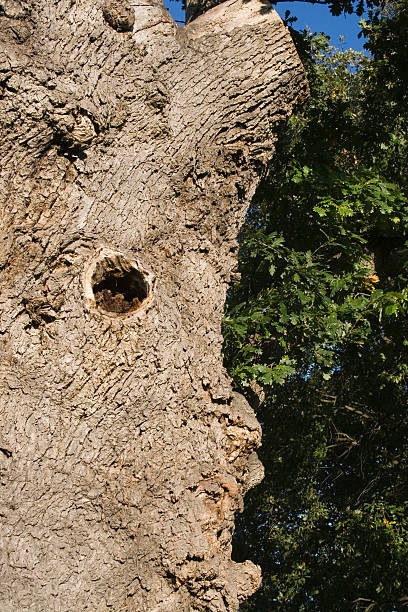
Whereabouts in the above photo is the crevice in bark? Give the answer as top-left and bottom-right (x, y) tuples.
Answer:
(53, 134), (88, 160)
(22, 297), (58, 328)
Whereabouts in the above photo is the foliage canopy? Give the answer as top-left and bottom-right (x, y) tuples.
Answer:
(223, 2), (408, 609)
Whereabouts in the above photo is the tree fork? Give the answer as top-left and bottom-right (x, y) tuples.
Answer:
(0, 0), (307, 609)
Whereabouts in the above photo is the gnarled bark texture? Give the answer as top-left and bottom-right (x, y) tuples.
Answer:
(0, 0), (308, 609)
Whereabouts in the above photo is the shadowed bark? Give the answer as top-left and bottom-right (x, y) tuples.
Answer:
(0, 0), (308, 609)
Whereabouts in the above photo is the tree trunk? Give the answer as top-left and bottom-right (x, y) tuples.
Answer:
(0, 0), (307, 609)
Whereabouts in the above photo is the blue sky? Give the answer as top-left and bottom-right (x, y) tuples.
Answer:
(164, 0), (367, 51)
(275, 1), (366, 50)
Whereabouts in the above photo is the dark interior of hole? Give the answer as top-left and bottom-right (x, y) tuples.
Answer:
(92, 268), (148, 314)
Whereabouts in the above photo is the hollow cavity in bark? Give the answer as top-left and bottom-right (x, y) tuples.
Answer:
(86, 249), (152, 315)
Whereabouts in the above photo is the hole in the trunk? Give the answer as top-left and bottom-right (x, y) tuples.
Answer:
(86, 250), (152, 315)
(93, 269), (147, 313)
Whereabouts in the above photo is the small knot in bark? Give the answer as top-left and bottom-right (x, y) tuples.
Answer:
(0, 0), (29, 19)
(102, 0), (135, 32)
(71, 113), (97, 146)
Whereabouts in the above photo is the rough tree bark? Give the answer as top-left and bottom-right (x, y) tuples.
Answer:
(0, 0), (307, 609)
